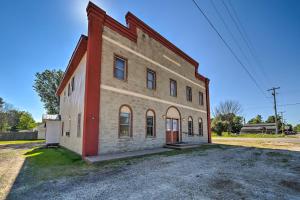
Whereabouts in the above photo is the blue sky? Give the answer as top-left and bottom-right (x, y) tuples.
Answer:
(0, 0), (299, 125)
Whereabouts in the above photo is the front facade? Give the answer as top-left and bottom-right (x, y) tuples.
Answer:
(56, 2), (211, 156)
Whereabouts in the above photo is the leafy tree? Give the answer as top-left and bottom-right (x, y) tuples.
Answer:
(0, 97), (4, 110)
(231, 116), (243, 133)
(6, 110), (21, 131)
(248, 115), (263, 124)
(212, 120), (227, 136)
(17, 112), (36, 130)
(265, 115), (282, 131)
(33, 69), (64, 114)
(294, 124), (300, 132)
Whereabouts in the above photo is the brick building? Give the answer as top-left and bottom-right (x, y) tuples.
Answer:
(56, 2), (211, 157)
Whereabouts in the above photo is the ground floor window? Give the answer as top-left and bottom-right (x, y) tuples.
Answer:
(146, 109), (155, 137)
(188, 116), (193, 135)
(198, 118), (203, 136)
(119, 105), (132, 137)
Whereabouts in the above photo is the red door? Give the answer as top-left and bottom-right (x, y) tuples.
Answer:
(166, 118), (179, 144)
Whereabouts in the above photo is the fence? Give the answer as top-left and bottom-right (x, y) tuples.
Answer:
(0, 132), (38, 141)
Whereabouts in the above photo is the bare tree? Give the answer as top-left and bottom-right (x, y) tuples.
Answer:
(214, 100), (242, 117)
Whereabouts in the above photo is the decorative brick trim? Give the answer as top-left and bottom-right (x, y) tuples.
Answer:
(205, 78), (211, 143)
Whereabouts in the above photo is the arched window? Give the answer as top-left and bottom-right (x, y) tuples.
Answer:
(188, 116), (193, 135)
(198, 118), (203, 136)
(119, 105), (132, 137)
(146, 109), (155, 137)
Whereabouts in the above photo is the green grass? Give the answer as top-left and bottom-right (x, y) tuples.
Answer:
(18, 144), (227, 184)
(0, 140), (45, 145)
(212, 132), (287, 138)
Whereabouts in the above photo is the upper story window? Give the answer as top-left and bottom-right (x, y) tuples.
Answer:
(186, 86), (192, 102)
(119, 105), (132, 137)
(170, 79), (177, 97)
(77, 113), (81, 137)
(63, 91), (66, 102)
(71, 77), (75, 92)
(199, 92), (204, 105)
(146, 109), (155, 137)
(188, 116), (193, 135)
(114, 55), (127, 81)
(67, 83), (71, 96)
(147, 69), (156, 90)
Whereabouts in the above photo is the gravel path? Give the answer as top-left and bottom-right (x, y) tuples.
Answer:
(0, 143), (43, 200)
(8, 144), (300, 200)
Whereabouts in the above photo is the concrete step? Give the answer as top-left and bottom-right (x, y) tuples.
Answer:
(84, 148), (173, 164)
(164, 143), (200, 150)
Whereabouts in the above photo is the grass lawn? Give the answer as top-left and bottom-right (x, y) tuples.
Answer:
(212, 132), (291, 138)
(0, 140), (45, 145)
(18, 144), (225, 184)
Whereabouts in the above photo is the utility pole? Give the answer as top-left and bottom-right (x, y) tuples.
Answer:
(279, 111), (285, 134)
(267, 87), (280, 134)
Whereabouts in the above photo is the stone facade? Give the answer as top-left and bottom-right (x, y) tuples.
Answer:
(57, 2), (210, 156)
(99, 27), (208, 154)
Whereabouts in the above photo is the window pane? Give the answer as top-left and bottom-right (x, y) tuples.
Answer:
(147, 127), (153, 136)
(167, 119), (172, 131)
(173, 119), (178, 131)
(120, 125), (129, 136)
(147, 80), (154, 89)
(114, 68), (125, 80)
(115, 58), (125, 69)
(120, 113), (130, 124)
(147, 72), (154, 81)
(147, 116), (153, 126)
(170, 80), (177, 96)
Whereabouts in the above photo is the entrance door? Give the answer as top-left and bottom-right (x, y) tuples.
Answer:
(166, 118), (179, 144)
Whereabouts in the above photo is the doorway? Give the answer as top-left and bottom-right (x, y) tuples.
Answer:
(165, 106), (181, 144)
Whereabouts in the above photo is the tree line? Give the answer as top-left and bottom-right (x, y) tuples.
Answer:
(211, 100), (298, 136)
(0, 97), (36, 132)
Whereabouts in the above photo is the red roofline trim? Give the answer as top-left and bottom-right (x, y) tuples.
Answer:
(57, 2), (209, 96)
(56, 35), (88, 96)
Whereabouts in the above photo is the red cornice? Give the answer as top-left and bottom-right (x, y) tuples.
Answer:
(56, 35), (87, 96)
(57, 2), (209, 96)
(125, 12), (199, 67)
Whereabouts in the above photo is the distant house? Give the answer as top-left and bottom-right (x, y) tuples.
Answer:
(55, 2), (211, 157)
(240, 123), (276, 134)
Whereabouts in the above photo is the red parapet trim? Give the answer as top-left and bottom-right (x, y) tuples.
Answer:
(82, 2), (106, 157)
(56, 35), (88, 96)
(205, 79), (211, 143)
(125, 12), (199, 67)
(105, 15), (137, 42)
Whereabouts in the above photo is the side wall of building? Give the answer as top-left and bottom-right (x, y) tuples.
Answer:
(59, 53), (86, 155)
(99, 26), (208, 154)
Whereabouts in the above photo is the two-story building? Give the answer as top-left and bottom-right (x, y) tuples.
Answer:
(56, 2), (211, 157)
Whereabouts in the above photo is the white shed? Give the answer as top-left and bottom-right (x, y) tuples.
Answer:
(42, 114), (61, 145)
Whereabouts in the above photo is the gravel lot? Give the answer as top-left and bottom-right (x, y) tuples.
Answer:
(6, 139), (300, 200)
(0, 143), (44, 200)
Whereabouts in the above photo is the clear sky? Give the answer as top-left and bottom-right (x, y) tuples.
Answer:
(0, 0), (299, 125)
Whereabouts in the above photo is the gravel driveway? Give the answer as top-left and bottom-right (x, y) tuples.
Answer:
(7, 141), (300, 200)
(0, 143), (43, 200)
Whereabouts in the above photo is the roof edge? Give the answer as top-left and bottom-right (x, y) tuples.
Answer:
(56, 35), (88, 96)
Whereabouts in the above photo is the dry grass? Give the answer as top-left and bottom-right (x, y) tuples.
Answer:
(213, 139), (300, 151)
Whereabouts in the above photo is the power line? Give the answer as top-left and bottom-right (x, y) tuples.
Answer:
(225, 0), (273, 86)
(191, 0), (269, 100)
(210, 0), (252, 67)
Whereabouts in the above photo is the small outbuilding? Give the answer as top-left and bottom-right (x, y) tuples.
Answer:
(240, 123), (276, 134)
(42, 114), (61, 145)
